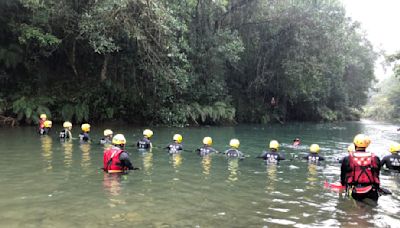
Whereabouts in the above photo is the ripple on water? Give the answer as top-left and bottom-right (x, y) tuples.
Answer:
(263, 218), (296, 226)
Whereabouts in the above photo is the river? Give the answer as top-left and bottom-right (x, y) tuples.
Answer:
(0, 120), (399, 227)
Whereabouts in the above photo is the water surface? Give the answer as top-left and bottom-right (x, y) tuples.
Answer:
(0, 120), (399, 227)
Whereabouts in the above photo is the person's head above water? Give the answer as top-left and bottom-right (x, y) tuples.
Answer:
(353, 134), (371, 151)
(203, 137), (212, 146)
(389, 142), (400, 154)
(44, 120), (52, 128)
(63, 121), (72, 130)
(104, 129), (113, 137)
(309, 144), (320, 153)
(81, 123), (90, 133)
(293, 138), (301, 146)
(143, 129), (153, 139)
(173, 134), (183, 143)
(40, 113), (47, 120)
(229, 139), (240, 149)
(269, 140), (279, 152)
(112, 134), (126, 147)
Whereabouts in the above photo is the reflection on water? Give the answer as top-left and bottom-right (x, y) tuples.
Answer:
(80, 143), (91, 172)
(306, 164), (318, 190)
(40, 136), (52, 171)
(103, 173), (123, 197)
(265, 164), (277, 192)
(227, 159), (239, 182)
(103, 173), (127, 209)
(62, 141), (73, 168)
(141, 150), (153, 175)
(201, 155), (212, 176)
(170, 153), (183, 170)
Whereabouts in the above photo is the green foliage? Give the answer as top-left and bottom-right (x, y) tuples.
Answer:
(186, 102), (236, 125)
(18, 24), (61, 48)
(0, 0), (377, 125)
(12, 96), (52, 124)
(365, 75), (400, 121)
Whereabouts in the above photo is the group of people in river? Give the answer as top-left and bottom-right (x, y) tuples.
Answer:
(38, 114), (399, 202)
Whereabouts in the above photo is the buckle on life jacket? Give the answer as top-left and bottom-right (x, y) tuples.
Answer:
(353, 185), (373, 194)
(107, 170), (124, 173)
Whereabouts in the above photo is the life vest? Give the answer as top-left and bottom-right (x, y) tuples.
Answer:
(137, 138), (150, 149)
(168, 143), (182, 154)
(226, 149), (241, 157)
(346, 152), (380, 186)
(265, 152), (279, 163)
(103, 147), (125, 173)
(307, 154), (320, 163)
(199, 147), (214, 156)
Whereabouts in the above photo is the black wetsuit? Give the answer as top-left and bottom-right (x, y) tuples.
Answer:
(40, 127), (50, 135)
(196, 146), (217, 156)
(224, 149), (244, 158)
(79, 132), (90, 142)
(257, 150), (285, 164)
(59, 129), (72, 139)
(303, 153), (325, 163)
(100, 137), (112, 145)
(166, 143), (183, 154)
(381, 153), (400, 172)
(119, 151), (134, 170)
(137, 137), (151, 149)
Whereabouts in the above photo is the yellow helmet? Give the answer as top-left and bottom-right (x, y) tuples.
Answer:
(353, 134), (371, 148)
(143, 129), (153, 138)
(203, 137), (212, 146)
(310, 144), (320, 153)
(269, 140), (279, 150)
(173, 134), (183, 143)
(40, 114), (47, 120)
(389, 142), (400, 153)
(63, 121), (72, 129)
(44, 120), (52, 128)
(229, 138), (240, 149)
(81, 123), (90, 132)
(103, 129), (113, 136)
(112, 134), (126, 145)
(347, 144), (355, 153)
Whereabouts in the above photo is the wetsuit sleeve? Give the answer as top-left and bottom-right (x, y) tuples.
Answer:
(257, 151), (268, 159)
(340, 156), (349, 186)
(279, 153), (286, 160)
(319, 155), (325, 161)
(380, 156), (389, 168)
(119, 152), (134, 170)
(302, 155), (309, 160)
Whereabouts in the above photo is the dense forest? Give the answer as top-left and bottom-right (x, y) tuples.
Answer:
(0, 0), (376, 126)
(365, 52), (400, 121)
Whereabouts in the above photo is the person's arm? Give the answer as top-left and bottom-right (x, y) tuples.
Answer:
(279, 153), (286, 160)
(380, 156), (388, 168)
(319, 155), (325, 161)
(257, 151), (268, 159)
(340, 156), (349, 186)
(119, 152), (134, 170)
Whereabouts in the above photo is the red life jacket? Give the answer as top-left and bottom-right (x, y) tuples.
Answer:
(346, 152), (380, 185)
(103, 147), (125, 173)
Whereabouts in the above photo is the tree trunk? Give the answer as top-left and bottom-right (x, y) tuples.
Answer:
(101, 54), (109, 81)
(65, 39), (79, 78)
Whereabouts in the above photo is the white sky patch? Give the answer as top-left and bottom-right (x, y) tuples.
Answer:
(341, 0), (400, 80)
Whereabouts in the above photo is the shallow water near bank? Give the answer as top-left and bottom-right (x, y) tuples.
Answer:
(0, 121), (399, 227)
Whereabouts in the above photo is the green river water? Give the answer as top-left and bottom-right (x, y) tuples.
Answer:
(0, 120), (399, 227)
